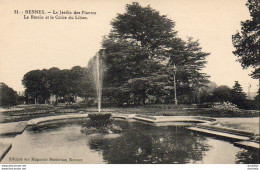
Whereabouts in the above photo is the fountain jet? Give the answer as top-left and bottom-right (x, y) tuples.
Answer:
(93, 50), (104, 113)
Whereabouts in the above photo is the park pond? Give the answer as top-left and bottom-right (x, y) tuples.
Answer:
(1, 119), (259, 164)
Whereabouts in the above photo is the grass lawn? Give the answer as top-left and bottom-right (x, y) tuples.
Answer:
(217, 117), (259, 135)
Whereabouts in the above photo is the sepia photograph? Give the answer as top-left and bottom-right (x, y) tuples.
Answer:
(0, 0), (259, 168)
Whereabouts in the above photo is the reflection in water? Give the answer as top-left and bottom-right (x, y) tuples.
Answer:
(27, 120), (85, 133)
(236, 149), (260, 164)
(88, 121), (211, 164)
(2, 120), (259, 164)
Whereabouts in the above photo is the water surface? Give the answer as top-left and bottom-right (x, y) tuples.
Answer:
(2, 120), (259, 164)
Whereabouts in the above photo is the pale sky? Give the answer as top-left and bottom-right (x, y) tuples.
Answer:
(0, 0), (258, 93)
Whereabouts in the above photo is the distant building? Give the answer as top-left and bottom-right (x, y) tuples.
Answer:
(246, 92), (258, 100)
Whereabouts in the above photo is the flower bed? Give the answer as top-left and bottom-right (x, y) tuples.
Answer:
(212, 102), (241, 114)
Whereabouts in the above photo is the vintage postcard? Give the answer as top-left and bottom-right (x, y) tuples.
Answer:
(0, 0), (259, 168)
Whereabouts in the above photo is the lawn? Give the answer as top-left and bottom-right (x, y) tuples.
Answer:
(217, 117), (259, 134)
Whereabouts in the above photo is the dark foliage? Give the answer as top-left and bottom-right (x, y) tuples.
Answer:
(232, 0), (260, 79)
(98, 2), (209, 106)
(22, 66), (94, 104)
(0, 83), (18, 107)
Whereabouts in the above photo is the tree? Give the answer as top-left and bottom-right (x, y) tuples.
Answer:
(197, 82), (218, 103)
(232, 0), (260, 79)
(111, 2), (177, 55)
(22, 69), (50, 104)
(100, 2), (209, 105)
(101, 2), (177, 105)
(254, 88), (260, 101)
(46, 67), (63, 102)
(230, 81), (247, 108)
(253, 89), (259, 109)
(0, 83), (18, 107)
(71, 66), (95, 99)
(22, 66), (95, 104)
(212, 85), (232, 102)
(167, 37), (210, 103)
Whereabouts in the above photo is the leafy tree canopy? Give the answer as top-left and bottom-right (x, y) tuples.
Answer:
(0, 83), (18, 107)
(22, 66), (93, 104)
(232, 0), (260, 79)
(100, 2), (210, 105)
(111, 2), (177, 55)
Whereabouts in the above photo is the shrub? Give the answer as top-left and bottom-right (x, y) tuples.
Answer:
(88, 113), (111, 121)
(88, 113), (112, 127)
(212, 102), (241, 114)
(197, 103), (213, 108)
(242, 100), (259, 110)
